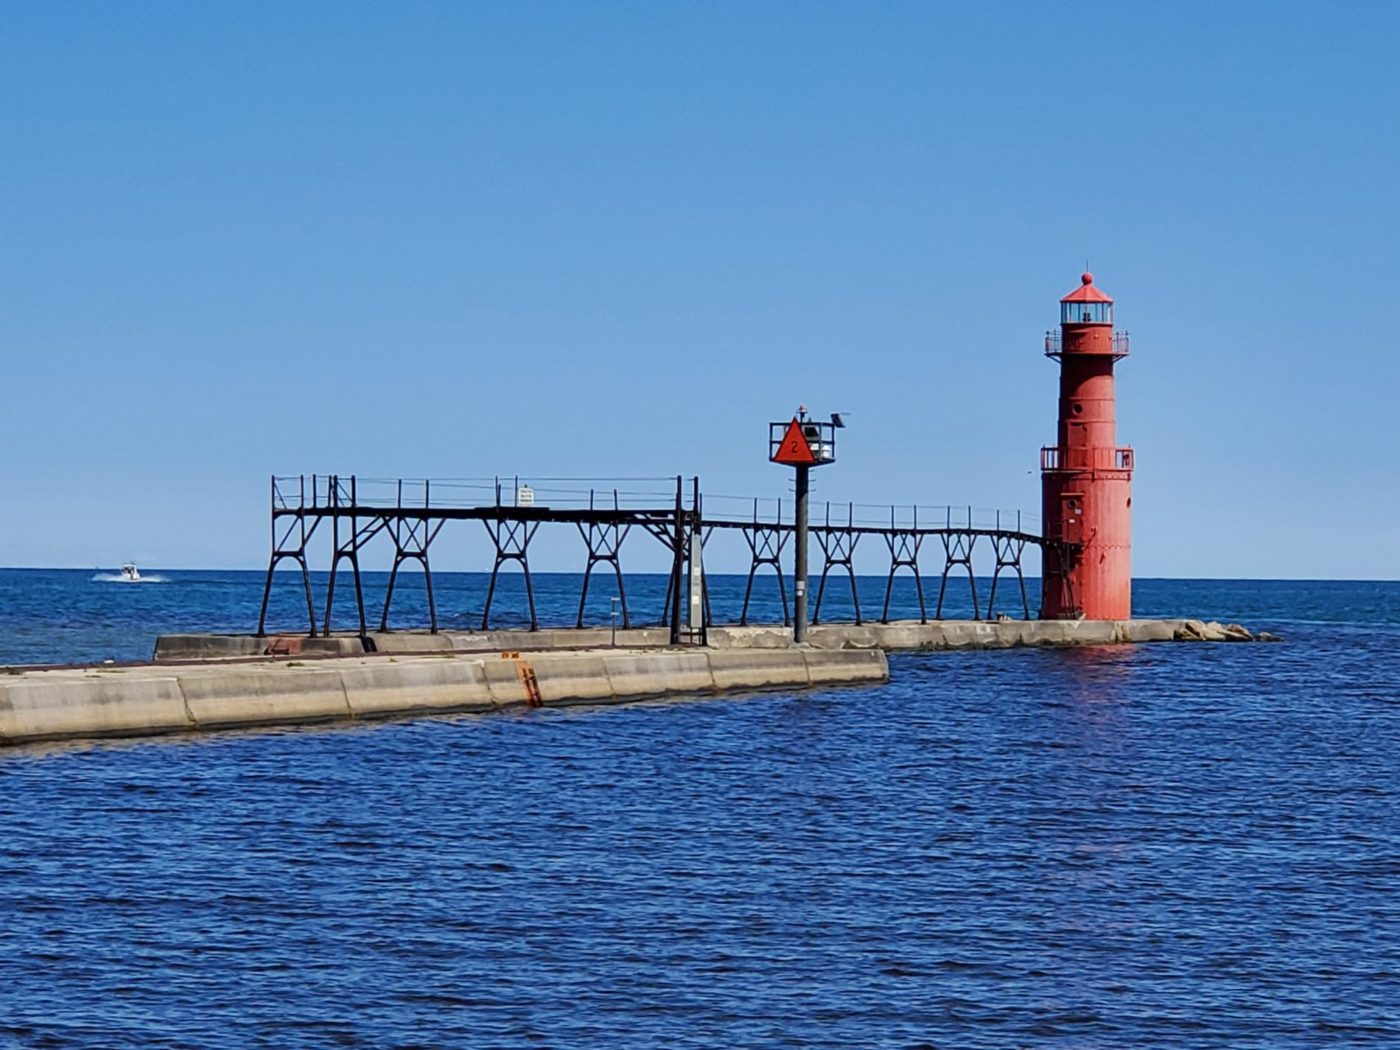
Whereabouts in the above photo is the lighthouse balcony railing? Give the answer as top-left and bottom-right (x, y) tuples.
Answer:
(1041, 446), (1135, 472)
(1043, 331), (1131, 358)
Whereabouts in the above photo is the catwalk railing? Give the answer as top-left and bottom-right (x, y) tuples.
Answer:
(257, 474), (1058, 641)
(1043, 331), (1131, 358)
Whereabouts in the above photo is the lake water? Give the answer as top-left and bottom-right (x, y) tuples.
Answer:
(0, 573), (1397, 1046)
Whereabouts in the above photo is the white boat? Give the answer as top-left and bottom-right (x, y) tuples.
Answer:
(121, 563), (141, 582)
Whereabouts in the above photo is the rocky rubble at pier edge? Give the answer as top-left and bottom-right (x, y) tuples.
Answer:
(1176, 620), (1280, 642)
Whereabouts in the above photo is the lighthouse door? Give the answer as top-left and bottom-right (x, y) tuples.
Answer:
(1061, 492), (1085, 542)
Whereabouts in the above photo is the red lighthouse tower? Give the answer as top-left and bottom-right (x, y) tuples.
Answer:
(1040, 272), (1134, 620)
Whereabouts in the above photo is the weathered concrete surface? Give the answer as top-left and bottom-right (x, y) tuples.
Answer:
(175, 665), (351, 728)
(0, 646), (889, 747)
(337, 658), (496, 718)
(707, 649), (812, 691)
(155, 627), (659, 661)
(803, 619), (1192, 650)
(711, 618), (1262, 650)
(155, 618), (1260, 663)
(0, 674), (192, 742)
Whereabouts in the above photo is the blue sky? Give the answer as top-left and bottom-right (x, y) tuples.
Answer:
(2, 2), (1398, 577)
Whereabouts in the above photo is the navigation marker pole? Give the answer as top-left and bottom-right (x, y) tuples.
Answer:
(793, 461), (810, 643)
(769, 407), (844, 645)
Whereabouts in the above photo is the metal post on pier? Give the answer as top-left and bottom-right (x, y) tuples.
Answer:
(687, 476), (706, 645)
(769, 406), (844, 646)
(793, 464), (810, 643)
(669, 475), (685, 646)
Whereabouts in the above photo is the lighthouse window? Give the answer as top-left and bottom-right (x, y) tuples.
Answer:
(1072, 402), (1084, 415)
(1061, 301), (1113, 325)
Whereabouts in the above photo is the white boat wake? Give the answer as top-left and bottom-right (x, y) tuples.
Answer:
(92, 573), (168, 584)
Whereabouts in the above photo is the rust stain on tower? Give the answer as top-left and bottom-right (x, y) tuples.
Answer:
(1040, 272), (1134, 620)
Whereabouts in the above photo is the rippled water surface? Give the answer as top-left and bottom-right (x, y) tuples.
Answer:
(1, 577), (1398, 1046)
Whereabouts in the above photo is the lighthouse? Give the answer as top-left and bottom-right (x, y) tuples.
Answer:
(1040, 272), (1133, 620)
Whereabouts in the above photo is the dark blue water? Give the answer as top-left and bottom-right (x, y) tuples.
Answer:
(1, 574), (1397, 1046)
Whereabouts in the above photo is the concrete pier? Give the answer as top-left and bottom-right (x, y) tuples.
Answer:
(0, 617), (1266, 748)
(0, 646), (888, 747)
(154, 618), (1259, 662)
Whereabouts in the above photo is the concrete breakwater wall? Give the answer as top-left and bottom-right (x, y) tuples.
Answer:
(5, 616), (1265, 747)
(763, 618), (1262, 649)
(0, 647), (888, 747)
(155, 618), (1262, 662)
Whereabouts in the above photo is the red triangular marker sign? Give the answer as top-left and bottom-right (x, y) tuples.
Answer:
(772, 419), (817, 465)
